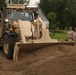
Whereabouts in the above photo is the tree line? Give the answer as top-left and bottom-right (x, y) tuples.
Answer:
(0, 0), (6, 8)
(39, 0), (76, 29)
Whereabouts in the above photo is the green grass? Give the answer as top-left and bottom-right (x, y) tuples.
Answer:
(50, 31), (67, 41)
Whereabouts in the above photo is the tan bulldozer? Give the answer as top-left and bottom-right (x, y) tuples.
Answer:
(0, 3), (74, 61)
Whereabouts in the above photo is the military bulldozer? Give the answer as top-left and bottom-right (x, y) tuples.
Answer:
(0, 3), (74, 61)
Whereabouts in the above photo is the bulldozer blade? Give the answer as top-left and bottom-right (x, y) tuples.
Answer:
(13, 41), (75, 61)
(17, 41), (75, 50)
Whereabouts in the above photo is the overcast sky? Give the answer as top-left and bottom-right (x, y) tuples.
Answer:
(29, 0), (40, 6)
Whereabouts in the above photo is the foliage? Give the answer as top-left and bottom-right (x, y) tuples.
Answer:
(47, 12), (56, 29)
(47, 12), (56, 21)
(39, 0), (76, 29)
(51, 31), (67, 41)
(0, 0), (6, 8)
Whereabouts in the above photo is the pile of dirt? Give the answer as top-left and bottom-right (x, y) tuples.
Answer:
(0, 45), (76, 75)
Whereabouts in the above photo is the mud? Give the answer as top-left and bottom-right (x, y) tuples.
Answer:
(0, 45), (76, 75)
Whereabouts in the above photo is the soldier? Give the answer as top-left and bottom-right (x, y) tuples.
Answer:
(73, 28), (76, 42)
(67, 26), (74, 41)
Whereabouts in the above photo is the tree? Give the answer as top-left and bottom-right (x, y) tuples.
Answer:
(47, 12), (56, 29)
(39, 0), (76, 29)
(39, 0), (51, 15)
(0, 0), (6, 8)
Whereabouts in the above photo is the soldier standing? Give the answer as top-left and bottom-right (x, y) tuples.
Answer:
(73, 28), (76, 42)
(67, 26), (74, 41)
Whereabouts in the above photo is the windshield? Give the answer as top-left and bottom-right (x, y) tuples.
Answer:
(7, 11), (33, 21)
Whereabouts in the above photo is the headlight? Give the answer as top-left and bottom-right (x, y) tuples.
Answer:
(13, 21), (18, 25)
(13, 20), (19, 28)
(9, 28), (13, 32)
(34, 20), (37, 22)
(9, 28), (13, 31)
(5, 19), (9, 22)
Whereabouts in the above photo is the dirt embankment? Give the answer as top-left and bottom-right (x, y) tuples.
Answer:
(0, 45), (76, 75)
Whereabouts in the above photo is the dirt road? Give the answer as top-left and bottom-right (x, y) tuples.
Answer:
(0, 45), (76, 75)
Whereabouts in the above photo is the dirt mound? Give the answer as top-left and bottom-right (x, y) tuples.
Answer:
(0, 45), (76, 75)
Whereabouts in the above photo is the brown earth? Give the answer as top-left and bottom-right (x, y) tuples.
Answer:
(0, 45), (76, 75)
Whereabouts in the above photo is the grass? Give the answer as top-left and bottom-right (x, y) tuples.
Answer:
(50, 30), (67, 41)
